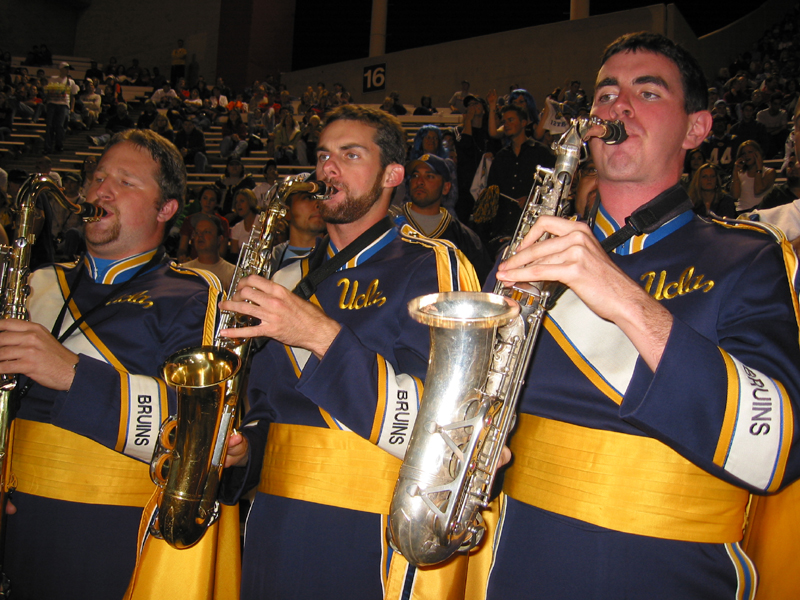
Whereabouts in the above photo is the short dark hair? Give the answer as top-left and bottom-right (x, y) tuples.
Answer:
(105, 129), (186, 215)
(601, 32), (707, 114)
(323, 105), (406, 168)
(500, 104), (528, 122)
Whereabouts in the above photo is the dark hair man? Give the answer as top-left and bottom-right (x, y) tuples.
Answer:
(0, 129), (231, 599)
(398, 153), (492, 283)
(269, 189), (327, 272)
(219, 105), (480, 598)
(479, 32), (800, 598)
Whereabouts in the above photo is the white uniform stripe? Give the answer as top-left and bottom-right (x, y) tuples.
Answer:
(122, 374), (164, 462)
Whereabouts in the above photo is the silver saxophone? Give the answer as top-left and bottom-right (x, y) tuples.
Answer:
(387, 116), (627, 566)
(150, 173), (331, 549)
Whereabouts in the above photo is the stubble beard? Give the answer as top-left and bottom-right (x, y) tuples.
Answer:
(319, 171), (384, 225)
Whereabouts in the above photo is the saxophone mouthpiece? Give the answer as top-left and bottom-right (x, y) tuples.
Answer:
(598, 120), (627, 145)
(80, 203), (107, 222)
(307, 181), (333, 200)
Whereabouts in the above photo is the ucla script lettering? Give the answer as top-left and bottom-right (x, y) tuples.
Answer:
(337, 278), (387, 310)
(107, 290), (154, 309)
(640, 266), (714, 300)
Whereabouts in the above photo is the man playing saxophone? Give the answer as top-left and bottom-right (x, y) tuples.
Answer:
(475, 32), (800, 598)
(219, 105), (481, 599)
(0, 130), (228, 599)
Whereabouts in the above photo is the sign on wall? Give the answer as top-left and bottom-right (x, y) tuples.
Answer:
(363, 63), (386, 94)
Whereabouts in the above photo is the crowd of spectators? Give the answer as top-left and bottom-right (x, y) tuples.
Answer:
(1, 6), (800, 277)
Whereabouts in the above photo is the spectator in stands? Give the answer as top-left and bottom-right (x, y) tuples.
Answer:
(273, 108), (300, 165)
(126, 59), (141, 83)
(724, 76), (748, 116)
(104, 56), (117, 76)
(397, 154), (492, 283)
(174, 116), (208, 174)
(699, 115), (737, 174)
(454, 94), (498, 224)
(557, 79), (586, 117)
(480, 104), (555, 253)
(151, 81), (178, 108)
(51, 172), (86, 261)
(149, 112), (174, 143)
(181, 214), (237, 291)
(87, 102), (134, 146)
(136, 100), (158, 130)
(707, 87), (721, 112)
(229, 189), (260, 257)
(389, 91), (407, 116)
(34, 155), (61, 186)
(80, 81), (102, 130)
(730, 100), (769, 149)
(171, 39), (187, 86)
(681, 148), (706, 187)
(177, 185), (231, 262)
(489, 88), (539, 141)
(757, 92), (790, 157)
(413, 96), (438, 116)
(79, 155), (97, 191)
(253, 159), (279, 206)
(208, 86), (229, 122)
(688, 163), (737, 218)
(215, 156), (256, 217)
(43, 62), (79, 154)
(450, 80), (471, 114)
(759, 153), (800, 209)
(731, 140), (776, 211)
(269, 189), (326, 272)
(174, 77), (189, 99)
(220, 108), (249, 159)
(301, 114), (323, 165)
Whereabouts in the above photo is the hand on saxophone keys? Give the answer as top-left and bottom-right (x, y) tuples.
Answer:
(495, 215), (672, 372)
(0, 319), (79, 391)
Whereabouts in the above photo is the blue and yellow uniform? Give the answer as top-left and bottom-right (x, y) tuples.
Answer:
(5, 250), (228, 600)
(476, 197), (800, 600)
(222, 224), (480, 600)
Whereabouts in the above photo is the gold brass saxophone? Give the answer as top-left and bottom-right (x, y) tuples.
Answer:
(387, 117), (627, 566)
(0, 175), (104, 590)
(150, 173), (331, 549)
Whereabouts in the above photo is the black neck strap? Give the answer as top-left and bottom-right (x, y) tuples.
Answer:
(599, 183), (693, 253)
(293, 217), (394, 300)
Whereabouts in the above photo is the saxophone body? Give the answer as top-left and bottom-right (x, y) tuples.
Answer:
(150, 173), (331, 549)
(0, 175), (104, 587)
(387, 117), (626, 566)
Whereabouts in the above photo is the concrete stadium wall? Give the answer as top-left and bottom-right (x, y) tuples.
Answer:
(0, 0), (81, 58)
(73, 0), (222, 83)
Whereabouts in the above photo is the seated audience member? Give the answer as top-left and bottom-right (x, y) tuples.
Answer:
(209, 86), (229, 121)
(229, 189), (260, 257)
(215, 157), (256, 217)
(450, 80), (471, 114)
(413, 96), (438, 116)
(136, 100), (159, 129)
(165, 95), (187, 129)
(757, 92), (790, 158)
(388, 91), (407, 116)
(681, 148), (706, 187)
(174, 117), (209, 173)
(151, 82), (178, 108)
(178, 185), (231, 262)
(220, 108), (249, 159)
(268, 188), (326, 272)
(410, 125), (449, 161)
(80, 82), (102, 130)
(181, 214), (237, 291)
(300, 114), (323, 165)
(731, 140), (776, 212)
(688, 163), (738, 218)
(699, 115), (737, 175)
(396, 154), (492, 284)
(253, 159), (280, 206)
(759, 153), (800, 210)
(273, 108), (300, 165)
(730, 100), (769, 149)
(150, 113), (175, 143)
(34, 155), (62, 186)
(87, 102), (134, 146)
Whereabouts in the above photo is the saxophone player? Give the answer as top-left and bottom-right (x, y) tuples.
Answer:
(471, 32), (800, 599)
(0, 130), (233, 599)
(219, 105), (481, 599)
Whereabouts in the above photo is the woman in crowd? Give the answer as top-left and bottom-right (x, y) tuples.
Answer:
(220, 108), (249, 159)
(229, 189), (261, 258)
(688, 163), (738, 218)
(215, 157), (256, 218)
(254, 159), (280, 207)
(681, 148), (706, 187)
(731, 140), (776, 212)
(410, 125), (449, 161)
(273, 108), (300, 165)
(177, 185), (231, 263)
(150, 113), (174, 143)
(413, 96), (439, 116)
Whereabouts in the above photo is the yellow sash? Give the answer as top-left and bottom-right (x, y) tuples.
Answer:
(258, 423), (402, 513)
(12, 419), (154, 506)
(504, 414), (750, 543)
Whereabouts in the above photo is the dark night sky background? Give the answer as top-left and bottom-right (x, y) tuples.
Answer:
(291, 1), (757, 71)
